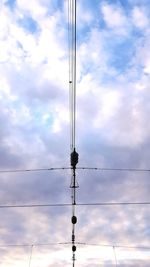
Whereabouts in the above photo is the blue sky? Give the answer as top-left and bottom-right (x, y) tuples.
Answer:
(0, 0), (150, 266)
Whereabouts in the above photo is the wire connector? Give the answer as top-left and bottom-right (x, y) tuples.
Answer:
(71, 149), (79, 168)
(72, 245), (76, 252)
(71, 216), (77, 224)
(72, 234), (75, 242)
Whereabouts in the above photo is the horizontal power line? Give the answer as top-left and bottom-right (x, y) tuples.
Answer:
(1, 166), (150, 174)
(0, 167), (71, 174)
(0, 242), (149, 250)
(78, 167), (150, 172)
(0, 242), (71, 248)
(78, 242), (150, 250)
(0, 202), (149, 209)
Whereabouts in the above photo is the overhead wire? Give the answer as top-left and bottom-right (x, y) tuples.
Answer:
(1, 0), (148, 265)
(29, 245), (33, 267)
(69, 0), (78, 266)
(71, 0), (76, 150)
(113, 246), (118, 267)
(0, 201), (149, 209)
(69, 0), (73, 151)
(67, 3), (149, 265)
(0, 1), (148, 266)
(77, 167), (150, 172)
(73, 0), (77, 150)
(69, 0), (75, 151)
(1, 242), (148, 266)
(0, 242), (149, 250)
(1, 166), (150, 174)
(71, 0), (74, 150)
(69, 0), (77, 151)
(0, 167), (71, 174)
(76, 242), (150, 250)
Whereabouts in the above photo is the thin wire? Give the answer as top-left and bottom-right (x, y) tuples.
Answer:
(0, 242), (71, 248)
(69, 0), (73, 151)
(77, 167), (150, 172)
(29, 245), (33, 267)
(76, 242), (150, 250)
(2, 166), (150, 174)
(69, 0), (74, 151)
(113, 246), (117, 267)
(68, 0), (71, 83)
(72, 0), (75, 150)
(69, 0), (76, 151)
(0, 202), (149, 209)
(77, 202), (150, 206)
(0, 203), (71, 208)
(69, 0), (78, 265)
(0, 167), (71, 174)
(73, 0), (77, 149)
(0, 242), (149, 250)
(70, 1), (77, 265)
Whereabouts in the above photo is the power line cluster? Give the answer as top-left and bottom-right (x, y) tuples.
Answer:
(0, 0), (149, 266)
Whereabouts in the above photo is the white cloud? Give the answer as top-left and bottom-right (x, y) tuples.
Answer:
(132, 30), (150, 74)
(77, 28), (108, 82)
(77, 1), (94, 28)
(132, 6), (149, 29)
(16, 0), (47, 19)
(101, 2), (129, 34)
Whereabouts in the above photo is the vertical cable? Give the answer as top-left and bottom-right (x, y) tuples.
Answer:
(69, 0), (77, 151)
(73, 0), (77, 149)
(72, 0), (74, 150)
(68, 0), (79, 266)
(113, 246), (118, 267)
(69, 0), (74, 151)
(69, 0), (73, 151)
(29, 245), (33, 267)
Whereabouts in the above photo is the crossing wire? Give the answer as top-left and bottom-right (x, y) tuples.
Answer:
(0, 202), (149, 208)
(0, 242), (149, 250)
(0, 167), (71, 174)
(1, 166), (150, 174)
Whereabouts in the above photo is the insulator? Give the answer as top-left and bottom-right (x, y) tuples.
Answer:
(71, 149), (79, 167)
(71, 216), (77, 224)
(72, 234), (75, 242)
(72, 245), (76, 252)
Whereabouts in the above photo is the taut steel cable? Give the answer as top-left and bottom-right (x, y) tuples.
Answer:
(69, 0), (78, 266)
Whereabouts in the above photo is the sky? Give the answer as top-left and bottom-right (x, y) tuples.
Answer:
(0, 0), (150, 266)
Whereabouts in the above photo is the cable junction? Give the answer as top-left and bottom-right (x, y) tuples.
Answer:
(69, 0), (78, 265)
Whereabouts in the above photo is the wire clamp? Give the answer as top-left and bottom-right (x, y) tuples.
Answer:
(70, 148), (79, 168)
